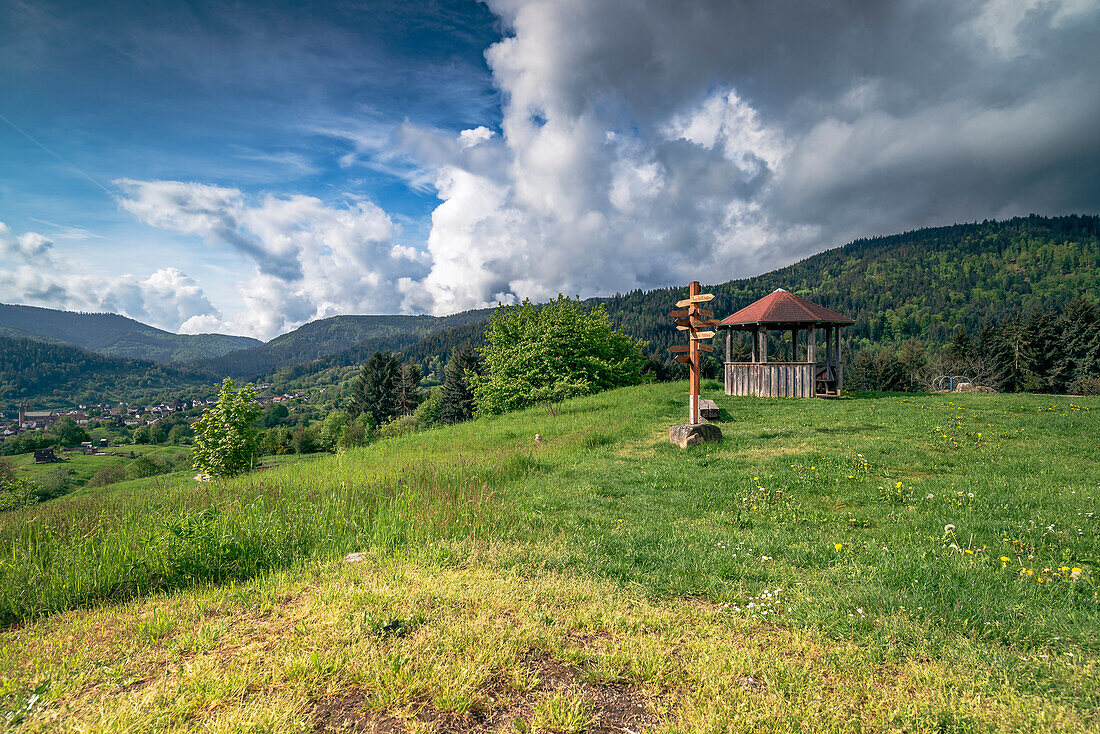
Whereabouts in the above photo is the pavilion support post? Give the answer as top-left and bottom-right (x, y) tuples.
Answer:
(826, 326), (833, 370)
(791, 328), (798, 362)
(807, 327), (816, 364)
(725, 329), (732, 363)
(836, 329), (844, 396)
(758, 327), (768, 364)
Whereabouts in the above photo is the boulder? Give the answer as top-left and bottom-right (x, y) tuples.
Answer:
(669, 423), (722, 448)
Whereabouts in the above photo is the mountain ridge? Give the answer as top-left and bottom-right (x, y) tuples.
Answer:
(0, 303), (261, 364)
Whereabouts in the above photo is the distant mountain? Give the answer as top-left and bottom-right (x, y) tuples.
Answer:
(192, 310), (492, 380)
(0, 303), (260, 364)
(0, 335), (216, 410)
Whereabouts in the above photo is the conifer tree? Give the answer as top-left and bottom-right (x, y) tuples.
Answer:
(351, 351), (400, 424)
(396, 363), (422, 417)
(440, 344), (480, 424)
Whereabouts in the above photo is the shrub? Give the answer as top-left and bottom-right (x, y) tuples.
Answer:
(127, 455), (167, 480)
(191, 378), (261, 477)
(86, 464), (128, 488)
(32, 467), (73, 502)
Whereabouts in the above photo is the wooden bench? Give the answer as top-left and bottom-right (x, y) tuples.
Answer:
(700, 399), (720, 421)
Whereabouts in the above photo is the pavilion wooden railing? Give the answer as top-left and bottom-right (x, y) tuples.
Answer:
(724, 362), (816, 398)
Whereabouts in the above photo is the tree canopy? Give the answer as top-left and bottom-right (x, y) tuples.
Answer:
(471, 296), (649, 416)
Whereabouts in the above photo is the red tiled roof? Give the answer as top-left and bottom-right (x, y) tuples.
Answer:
(718, 289), (854, 326)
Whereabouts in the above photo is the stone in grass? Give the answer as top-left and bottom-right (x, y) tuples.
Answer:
(669, 423), (722, 448)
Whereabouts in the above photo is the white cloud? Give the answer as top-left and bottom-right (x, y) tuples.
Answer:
(0, 223), (225, 333)
(0, 222), (54, 259)
(115, 181), (430, 339)
(394, 0), (1100, 314)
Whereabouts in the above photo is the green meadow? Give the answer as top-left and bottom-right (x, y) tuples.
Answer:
(1, 383), (1097, 732)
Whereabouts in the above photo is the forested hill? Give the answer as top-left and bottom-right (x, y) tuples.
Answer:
(0, 336), (216, 410)
(596, 214), (1098, 364)
(375, 215), (1099, 377)
(0, 303), (260, 364)
(194, 310), (492, 380)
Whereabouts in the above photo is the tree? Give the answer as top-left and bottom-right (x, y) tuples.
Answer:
(351, 351), (400, 424)
(191, 378), (262, 478)
(51, 417), (88, 447)
(440, 344), (480, 424)
(319, 410), (349, 451)
(471, 296), (649, 416)
(396, 363), (422, 417)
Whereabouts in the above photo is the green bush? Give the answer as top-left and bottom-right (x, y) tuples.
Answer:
(86, 464), (128, 488)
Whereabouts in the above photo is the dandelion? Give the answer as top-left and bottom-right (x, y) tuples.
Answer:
(1071, 568), (1082, 580)
(944, 524), (956, 533)
(967, 492), (974, 498)
(895, 481), (903, 488)
(1000, 556), (1010, 562)
(835, 543), (843, 551)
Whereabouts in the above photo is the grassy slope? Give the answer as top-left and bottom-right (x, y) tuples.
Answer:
(1, 384), (1097, 732)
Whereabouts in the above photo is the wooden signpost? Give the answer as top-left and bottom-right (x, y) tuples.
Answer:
(669, 281), (719, 425)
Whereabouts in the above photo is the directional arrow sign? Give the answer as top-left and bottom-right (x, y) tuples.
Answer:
(690, 307), (714, 319)
(668, 344), (691, 353)
(668, 309), (691, 318)
(675, 293), (715, 307)
(692, 330), (716, 340)
(697, 343), (714, 352)
(674, 355), (692, 363)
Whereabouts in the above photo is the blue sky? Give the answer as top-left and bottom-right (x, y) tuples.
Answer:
(2, 0), (1098, 339)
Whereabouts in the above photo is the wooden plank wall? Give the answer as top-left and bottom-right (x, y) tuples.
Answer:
(724, 362), (815, 398)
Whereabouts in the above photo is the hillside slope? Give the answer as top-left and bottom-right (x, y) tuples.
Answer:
(0, 303), (259, 363)
(600, 214), (1099, 364)
(1, 385), (1096, 731)
(0, 335), (216, 409)
(199, 309), (492, 380)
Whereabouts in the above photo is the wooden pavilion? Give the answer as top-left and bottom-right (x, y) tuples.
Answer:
(717, 289), (854, 398)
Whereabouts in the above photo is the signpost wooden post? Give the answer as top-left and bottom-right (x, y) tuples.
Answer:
(669, 281), (718, 425)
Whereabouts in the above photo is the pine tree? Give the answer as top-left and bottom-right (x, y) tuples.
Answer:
(396, 363), (422, 417)
(440, 344), (480, 424)
(351, 351), (400, 424)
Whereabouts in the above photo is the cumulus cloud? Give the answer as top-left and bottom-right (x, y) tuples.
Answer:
(394, 0), (1100, 314)
(32, 0), (1096, 333)
(0, 220), (225, 332)
(0, 222), (54, 259)
(115, 181), (430, 338)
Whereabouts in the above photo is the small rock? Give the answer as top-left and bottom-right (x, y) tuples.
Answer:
(344, 552), (366, 564)
(669, 423), (722, 448)
(737, 676), (762, 691)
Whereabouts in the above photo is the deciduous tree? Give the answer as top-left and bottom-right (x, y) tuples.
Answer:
(191, 378), (261, 477)
(471, 296), (648, 416)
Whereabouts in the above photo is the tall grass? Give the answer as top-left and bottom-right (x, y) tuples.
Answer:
(0, 427), (539, 623)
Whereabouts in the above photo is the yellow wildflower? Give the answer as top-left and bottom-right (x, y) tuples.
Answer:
(834, 543), (843, 551)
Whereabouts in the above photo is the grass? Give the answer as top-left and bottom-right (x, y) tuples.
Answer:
(0, 382), (1097, 732)
(10, 444), (190, 487)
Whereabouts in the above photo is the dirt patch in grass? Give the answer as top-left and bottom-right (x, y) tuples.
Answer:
(311, 651), (660, 733)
